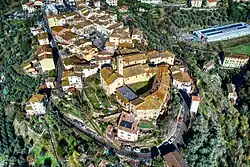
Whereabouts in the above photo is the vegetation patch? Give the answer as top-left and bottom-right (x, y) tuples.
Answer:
(138, 122), (154, 129)
(85, 87), (100, 109)
(225, 42), (250, 56)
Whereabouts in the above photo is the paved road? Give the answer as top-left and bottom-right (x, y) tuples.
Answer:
(55, 87), (190, 160)
(42, 10), (64, 88)
(61, 113), (153, 160)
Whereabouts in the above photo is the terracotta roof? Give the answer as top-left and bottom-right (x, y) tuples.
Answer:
(63, 55), (88, 66)
(51, 26), (69, 34)
(60, 31), (78, 41)
(107, 22), (123, 30)
(147, 50), (175, 60)
(105, 41), (116, 47)
(123, 64), (149, 78)
(172, 72), (191, 83)
(36, 45), (52, 56)
(62, 70), (81, 79)
(100, 67), (122, 85)
(135, 95), (161, 110)
(38, 53), (53, 61)
(208, 0), (216, 2)
(225, 52), (249, 60)
(37, 32), (48, 40)
(74, 20), (93, 29)
(132, 28), (143, 36)
(119, 42), (133, 49)
(28, 94), (44, 103)
(162, 151), (189, 167)
(63, 12), (77, 18)
(192, 96), (200, 101)
(74, 38), (91, 47)
(123, 53), (147, 64)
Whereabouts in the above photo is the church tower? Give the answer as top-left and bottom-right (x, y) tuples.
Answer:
(117, 55), (123, 76)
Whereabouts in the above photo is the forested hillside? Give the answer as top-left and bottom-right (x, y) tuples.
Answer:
(129, 3), (250, 166)
(0, 6), (42, 165)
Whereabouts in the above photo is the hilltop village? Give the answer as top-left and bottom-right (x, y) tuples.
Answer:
(1, 0), (248, 166)
(18, 0), (203, 166)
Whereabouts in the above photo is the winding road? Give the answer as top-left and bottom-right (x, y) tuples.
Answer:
(41, 6), (191, 161)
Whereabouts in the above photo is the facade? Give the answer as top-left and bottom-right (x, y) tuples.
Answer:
(132, 68), (170, 120)
(100, 67), (123, 96)
(220, 52), (249, 68)
(131, 29), (143, 42)
(74, 64), (99, 78)
(207, 0), (217, 7)
(22, 1), (36, 13)
(190, 96), (200, 114)
(37, 33), (49, 45)
(62, 70), (83, 92)
(147, 50), (175, 65)
(162, 144), (189, 167)
(193, 22), (250, 42)
(106, 0), (117, 6)
(190, 0), (202, 7)
(139, 0), (162, 4)
(117, 112), (139, 142)
(45, 77), (55, 89)
(25, 94), (46, 116)
(123, 64), (151, 85)
(171, 66), (192, 94)
(227, 83), (238, 105)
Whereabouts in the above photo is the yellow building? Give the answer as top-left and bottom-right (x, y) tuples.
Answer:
(123, 52), (147, 67)
(100, 67), (123, 96)
(147, 50), (175, 65)
(131, 66), (171, 120)
(123, 64), (152, 85)
(38, 53), (55, 72)
(221, 52), (249, 68)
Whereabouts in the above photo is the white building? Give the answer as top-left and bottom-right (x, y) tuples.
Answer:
(220, 52), (249, 68)
(74, 64), (99, 78)
(139, 0), (162, 5)
(106, 0), (117, 6)
(45, 77), (55, 89)
(22, 2), (36, 13)
(190, 0), (202, 7)
(117, 112), (139, 142)
(190, 96), (200, 114)
(147, 50), (175, 65)
(25, 94), (46, 116)
(193, 22), (250, 43)
(37, 33), (49, 45)
(227, 83), (237, 105)
(62, 70), (83, 92)
(171, 69), (192, 94)
(207, 0), (217, 7)
(93, 53), (113, 69)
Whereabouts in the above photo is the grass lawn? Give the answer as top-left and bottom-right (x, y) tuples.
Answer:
(225, 42), (250, 56)
(130, 81), (149, 92)
(138, 122), (154, 129)
(85, 88), (100, 109)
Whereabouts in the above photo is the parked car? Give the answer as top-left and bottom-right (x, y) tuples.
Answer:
(124, 145), (132, 151)
(133, 147), (140, 153)
(140, 148), (150, 153)
(168, 136), (176, 144)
